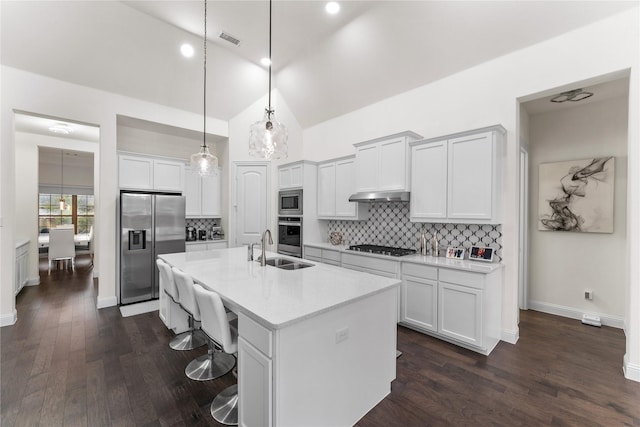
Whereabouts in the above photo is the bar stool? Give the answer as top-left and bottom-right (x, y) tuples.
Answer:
(156, 259), (206, 351)
(193, 283), (239, 425)
(172, 267), (236, 382)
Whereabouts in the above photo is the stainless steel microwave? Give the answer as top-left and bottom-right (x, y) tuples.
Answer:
(278, 189), (302, 216)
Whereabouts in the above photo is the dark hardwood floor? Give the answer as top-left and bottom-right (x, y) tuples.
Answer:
(2, 256), (639, 426)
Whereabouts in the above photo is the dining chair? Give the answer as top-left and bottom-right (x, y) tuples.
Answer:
(48, 227), (76, 274)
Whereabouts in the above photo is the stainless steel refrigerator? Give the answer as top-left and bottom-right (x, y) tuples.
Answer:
(120, 192), (185, 305)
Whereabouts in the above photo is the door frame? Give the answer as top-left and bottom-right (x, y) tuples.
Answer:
(518, 144), (529, 311)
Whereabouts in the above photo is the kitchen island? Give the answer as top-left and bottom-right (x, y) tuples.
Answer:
(160, 247), (400, 427)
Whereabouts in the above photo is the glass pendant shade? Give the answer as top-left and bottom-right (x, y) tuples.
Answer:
(190, 144), (218, 177)
(59, 198), (65, 211)
(249, 109), (288, 160)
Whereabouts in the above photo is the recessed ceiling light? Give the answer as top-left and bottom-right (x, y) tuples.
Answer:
(261, 57), (271, 67)
(49, 123), (73, 135)
(325, 2), (340, 14)
(180, 43), (194, 58)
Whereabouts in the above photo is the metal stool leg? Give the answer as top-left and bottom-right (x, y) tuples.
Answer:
(211, 383), (238, 425)
(185, 340), (235, 381)
(170, 315), (206, 351)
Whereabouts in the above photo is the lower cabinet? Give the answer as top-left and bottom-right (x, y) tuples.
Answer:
(185, 241), (228, 252)
(303, 245), (340, 266)
(15, 241), (30, 295)
(238, 313), (273, 427)
(400, 262), (502, 355)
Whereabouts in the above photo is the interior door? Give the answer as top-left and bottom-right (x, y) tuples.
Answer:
(234, 163), (269, 247)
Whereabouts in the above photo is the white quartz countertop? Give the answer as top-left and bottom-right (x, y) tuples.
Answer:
(159, 247), (401, 330)
(304, 242), (503, 273)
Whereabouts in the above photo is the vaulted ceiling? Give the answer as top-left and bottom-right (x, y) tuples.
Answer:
(1, 1), (635, 129)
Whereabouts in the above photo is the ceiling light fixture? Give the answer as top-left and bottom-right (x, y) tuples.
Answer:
(180, 43), (194, 58)
(190, 0), (218, 177)
(260, 57), (271, 67)
(249, 0), (288, 160)
(49, 123), (73, 135)
(550, 88), (594, 103)
(325, 2), (340, 15)
(59, 150), (66, 211)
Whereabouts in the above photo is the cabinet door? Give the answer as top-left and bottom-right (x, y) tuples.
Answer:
(410, 141), (448, 220)
(201, 169), (221, 216)
(184, 168), (202, 217)
(290, 164), (304, 188)
(185, 243), (208, 252)
(402, 276), (437, 332)
(334, 158), (356, 217)
(238, 337), (273, 427)
(207, 241), (227, 250)
(278, 167), (291, 189)
(379, 138), (407, 190)
(438, 282), (483, 348)
(355, 144), (379, 192)
(447, 132), (493, 220)
(153, 159), (184, 192)
(119, 155), (153, 190)
(317, 163), (336, 217)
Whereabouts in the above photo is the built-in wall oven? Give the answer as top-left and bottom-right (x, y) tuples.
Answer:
(278, 189), (303, 216)
(278, 217), (302, 258)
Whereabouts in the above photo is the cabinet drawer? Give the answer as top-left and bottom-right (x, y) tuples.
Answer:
(239, 312), (272, 357)
(402, 263), (437, 280)
(305, 246), (322, 258)
(439, 268), (484, 289)
(341, 253), (399, 276)
(324, 259), (341, 267)
(322, 249), (341, 262)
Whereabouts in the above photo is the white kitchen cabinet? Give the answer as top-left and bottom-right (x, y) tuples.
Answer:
(410, 125), (505, 224)
(238, 314), (273, 427)
(399, 261), (502, 355)
(354, 131), (422, 193)
(278, 161), (305, 189)
(15, 240), (29, 295)
(118, 153), (184, 192)
(185, 241), (227, 252)
(401, 263), (438, 333)
(303, 245), (341, 266)
(317, 156), (368, 220)
(185, 166), (222, 218)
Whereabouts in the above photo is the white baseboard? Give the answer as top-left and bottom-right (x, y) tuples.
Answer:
(26, 277), (40, 287)
(119, 300), (159, 317)
(96, 295), (118, 309)
(624, 354), (640, 382)
(0, 310), (17, 327)
(528, 300), (625, 329)
(501, 328), (519, 344)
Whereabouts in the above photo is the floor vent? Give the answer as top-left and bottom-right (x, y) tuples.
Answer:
(582, 314), (602, 327)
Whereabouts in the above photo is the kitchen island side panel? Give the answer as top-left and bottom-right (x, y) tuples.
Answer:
(273, 287), (397, 427)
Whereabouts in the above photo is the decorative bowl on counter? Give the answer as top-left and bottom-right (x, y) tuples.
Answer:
(329, 231), (343, 245)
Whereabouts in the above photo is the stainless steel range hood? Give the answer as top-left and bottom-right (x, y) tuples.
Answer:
(348, 191), (410, 203)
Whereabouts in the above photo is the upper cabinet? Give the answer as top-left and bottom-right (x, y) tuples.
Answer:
(278, 162), (305, 189)
(354, 131), (422, 193)
(410, 125), (505, 224)
(185, 166), (222, 218)
(317, 156), (368, 220)
(118, 153), (184, 192)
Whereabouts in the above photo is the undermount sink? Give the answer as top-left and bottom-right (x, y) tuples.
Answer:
(257, 257), (314, 270)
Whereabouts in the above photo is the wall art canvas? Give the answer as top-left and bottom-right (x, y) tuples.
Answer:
(538, 157), (614, 233)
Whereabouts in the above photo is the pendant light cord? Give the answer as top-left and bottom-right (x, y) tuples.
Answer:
(267, 0), (272, 114)
(202, 0), (208, 150)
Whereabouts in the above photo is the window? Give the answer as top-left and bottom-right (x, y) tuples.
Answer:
(38, 194), (94, 234)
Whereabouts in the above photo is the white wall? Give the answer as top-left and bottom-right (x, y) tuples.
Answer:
(528, 96), (628, 325)
(1, 66), (228, 324)
(301, 8), (639, 379)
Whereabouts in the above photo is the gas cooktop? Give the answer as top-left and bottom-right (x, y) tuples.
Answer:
(347, 244), (417, 257)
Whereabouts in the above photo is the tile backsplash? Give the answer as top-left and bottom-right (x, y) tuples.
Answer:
(186, 218), (220, 230)
(326, 202), (502, 262)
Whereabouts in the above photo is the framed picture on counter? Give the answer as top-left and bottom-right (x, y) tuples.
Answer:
(446, 247), (465, 260)
(469, 246), (494, 262)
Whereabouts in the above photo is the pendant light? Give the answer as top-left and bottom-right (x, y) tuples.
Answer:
(249, 0), (288, 160)
(59, 150), (65, 211)
(190, 0), (218, 177)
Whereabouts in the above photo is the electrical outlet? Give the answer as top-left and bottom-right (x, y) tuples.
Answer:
(335, 327), (349, 343)
(584, 290), (593, 300)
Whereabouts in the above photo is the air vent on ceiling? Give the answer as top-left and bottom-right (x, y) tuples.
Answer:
(219, 32), (241, 46)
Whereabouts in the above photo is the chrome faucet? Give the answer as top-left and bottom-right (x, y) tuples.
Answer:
(260, 229), (273, 266)
(248, 242), (259, 261)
